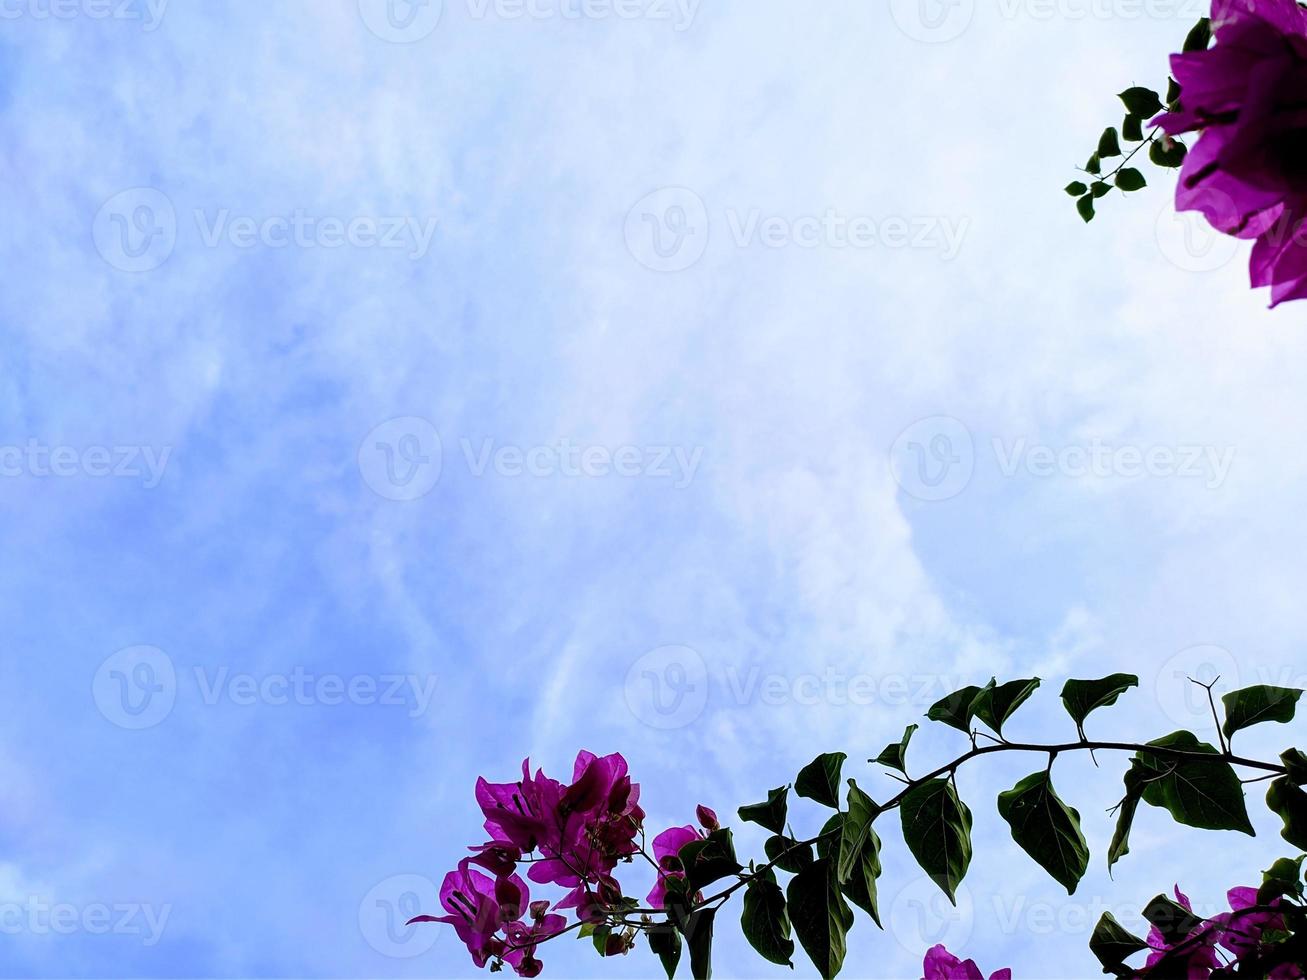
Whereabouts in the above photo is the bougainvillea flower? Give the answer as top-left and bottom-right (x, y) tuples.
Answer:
(411, 864), (533, 972)
(696, 804), (720, 831)
(646, 825), (700, 909)
(922, 944), (1012, 980)
(1153, 0), (1307, 305)
(1213, 885), (1285, 956)
(477, 759), (565, 854)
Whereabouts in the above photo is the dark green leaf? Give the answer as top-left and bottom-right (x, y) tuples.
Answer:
(1061, 674), (1139, 734)
(838, 779), (883, 927)
(1221, 685), (1303, 741)
(972, 677), (1040, 736)
(684, 907), (715, 980)
(1119, 87), (1164, 118)
(1143, 894), (1202, 946)
(1098, 127), (1122, 158)
(873, 725), (917, 773)
(1284, 748), (1307, 786)
(1260, 855), (1306, 905)
(815, 813), (842, 862)
(927, 683), (989, 733)
(765, 835), (814, 874)
(1267, 777), (1307, 851)
(1089, 912), (1149, 971)
(900, 777), (973, 903)
(1065, 181), (1088, 197)
(1091, 181), (1112, 199)
(997, 771), (1089, 894)
(742, 869), (794, 967)
(1136, 732), (1254, 835)
(796, 754), (847, 809)
(647, 921), (682, 980)
(1166, 76), (1182, 106)
(1115, 168), (1147, 192)
(1086, 153), (1102, 175)
(1183, 18), (1212, 53)
(787, 859), (853, 979)
(1108, 760), (1146, 873)
(1150, 136), (1187, 168)
(739, 787), (789, 835)
(1077, 194), (1096, 224)
(1123, 115), (1144, 142)
(681, 829), (743, 896)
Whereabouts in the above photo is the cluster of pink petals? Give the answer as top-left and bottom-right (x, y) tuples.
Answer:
(418, 751), (714, 977)
(1155, 0), (1307, 305)
(1139, 885), (1302, 978)
(922, 944), (1012, 980)
(409, 866), (565, 978)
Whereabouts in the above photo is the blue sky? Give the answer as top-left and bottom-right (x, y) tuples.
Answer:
(2, 0), (1307, 976)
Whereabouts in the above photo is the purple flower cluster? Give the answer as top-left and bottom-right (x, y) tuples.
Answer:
(1138, 885), (1303, 978)
(417, 751), (707, 976)
(1156, 0), (1307, 305)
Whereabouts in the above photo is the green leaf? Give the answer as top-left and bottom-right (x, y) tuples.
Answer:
(647, 921), (682, 980)
(815, 813), (842, 862)
(900, 777), (973, 903)
(680, 829), (743, 896)
(1091, 181), (1112, 199)
(684, 906), (716, 980)
(1115, 168), (1147, 192)
(1077, 194), (1096, 224)
(1119, 87), (1164, 118)
(796, 754), (847, 809)
(765, 835), (815, 874)
(1089, 912), (1149, 972)
(1136, 731), (1254, 835)
(739, 787), (789, 835)
(1183, 18), (1212, 53)
(1284, 748), (1307, 786)
(787, 859), (853, 979)
(873, 725), (917, 774)
(1065, 181), (1088, 197)
(1061, 674), (1139, 735)
(1085, 153), (1102, 175)
(1267, 776), (1307, 851)
(927, 683), (989, 733)
(1108, 760), (1146, 873)
(1260, 855), (1306, 905)
(1221, 685), (1303, 741)
(741, 868), (794, 967)
(1143, 894), (1202, 946)
(838, 780), (883, 927)
(1166, 76), (1182, 106)
(972, 677), (1040, 736)
(1122, 115), (1144, 142)
(1098, 127), (1122, 158)
(996, 771), (1090, 894)
(1150, 136), (1187, 168)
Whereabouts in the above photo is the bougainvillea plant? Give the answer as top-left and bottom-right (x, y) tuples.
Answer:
(416, 674), (1307, 978)
(1067, 0), (1307, 306)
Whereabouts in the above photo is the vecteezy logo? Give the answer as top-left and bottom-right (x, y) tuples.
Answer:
(93, 188), (177, 273)
(890, 416), (975, 501)
(358, 417), (443, 502)
(888, 0), (975, 43)
(1155, 644), (1241, 728)
(1154, 195), (1242, 274)
(888, 874), (974, 955)
(624, 188), (710, 273)
(357, 0), (443, 43)
(93, 645), (177, 730)
(359, 874), (441, 958)
(624, 644), (709, 730)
